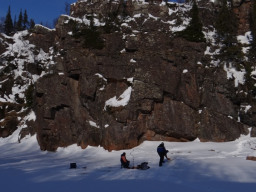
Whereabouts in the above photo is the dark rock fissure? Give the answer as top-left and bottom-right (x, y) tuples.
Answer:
(47, 104), (70, 120)
(68, 74), (80, 81)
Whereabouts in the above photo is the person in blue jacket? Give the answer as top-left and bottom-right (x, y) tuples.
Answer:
(157, 142), (170, 167)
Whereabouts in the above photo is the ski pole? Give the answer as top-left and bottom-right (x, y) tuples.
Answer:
(130, 149), (135, 167)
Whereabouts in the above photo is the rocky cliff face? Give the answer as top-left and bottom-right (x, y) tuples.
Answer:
(0, 0), (255, 151)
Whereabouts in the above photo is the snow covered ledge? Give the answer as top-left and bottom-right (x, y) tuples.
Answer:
(104, 87), (132, 110)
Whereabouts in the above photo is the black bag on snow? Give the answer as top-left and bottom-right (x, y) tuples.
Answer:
(137, 162), (150, 170)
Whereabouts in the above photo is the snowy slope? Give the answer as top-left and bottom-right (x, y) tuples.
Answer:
(0, 128), (256, 192)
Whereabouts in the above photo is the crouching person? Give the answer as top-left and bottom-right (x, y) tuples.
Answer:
(120, 152), (130, 168)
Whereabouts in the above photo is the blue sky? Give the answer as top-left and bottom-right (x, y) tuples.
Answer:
(0, 0), (76, 26)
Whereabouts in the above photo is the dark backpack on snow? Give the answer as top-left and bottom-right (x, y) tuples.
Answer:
(137, 162), (150, 170)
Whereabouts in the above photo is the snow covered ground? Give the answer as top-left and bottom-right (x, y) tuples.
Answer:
(1, 129), (256, 192)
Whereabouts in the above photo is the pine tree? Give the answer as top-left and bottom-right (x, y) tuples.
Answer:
(215, 0), (237, 39)
(0, 17), (5, 33)
(16, 10), (23, 31)
(215, 0), (242, 64)
(4, 6), (14, 35)
(64, 2), (70, 15)
(176, 1), (205, 42)
(23, 10), (29, 29)
(13, 15), (17, 32)
(29, 19), (35, 29)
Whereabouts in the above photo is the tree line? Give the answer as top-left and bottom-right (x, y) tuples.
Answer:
(1, 6), (36, 36)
